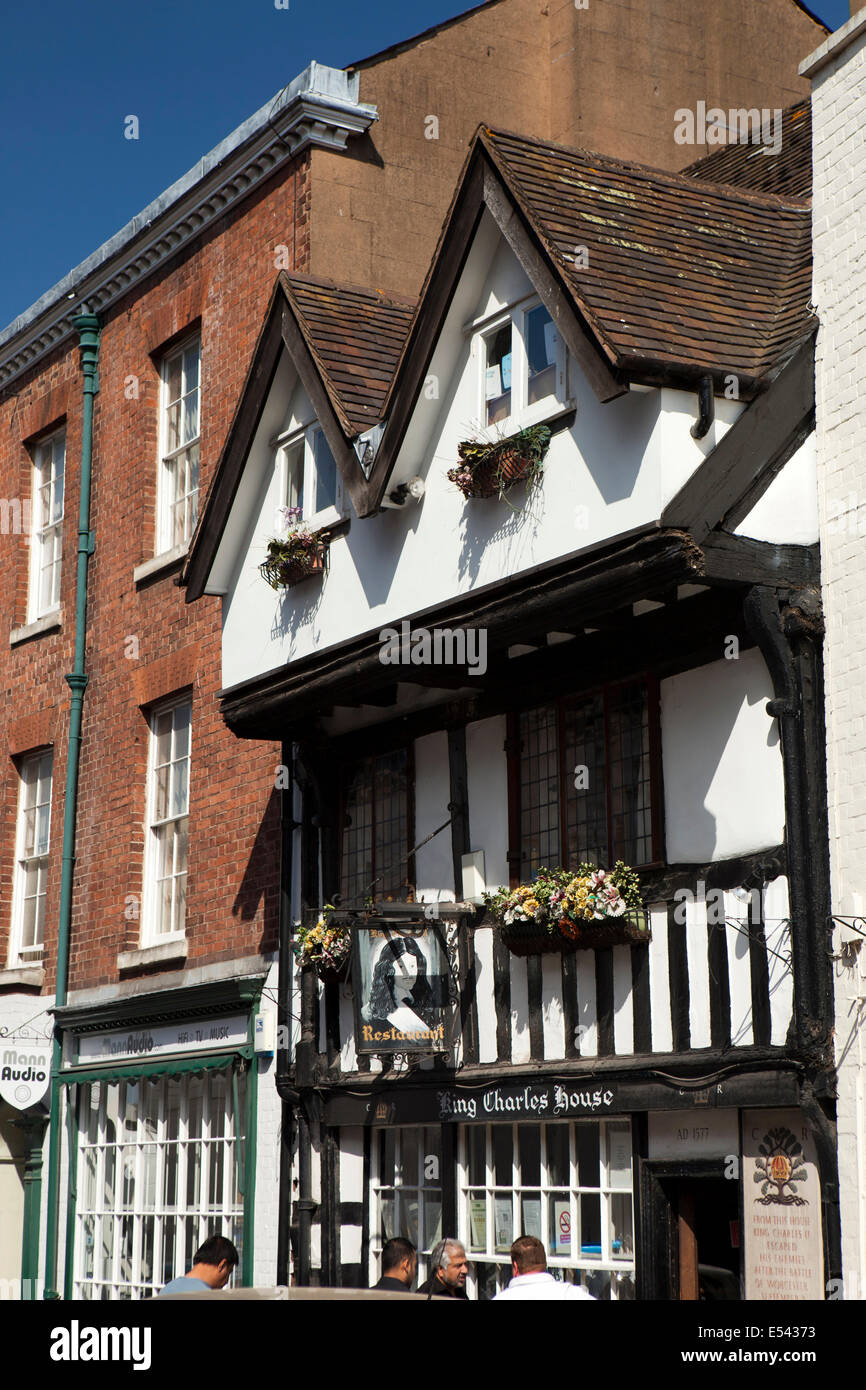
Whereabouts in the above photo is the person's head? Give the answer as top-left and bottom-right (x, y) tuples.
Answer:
(380, 1236), (417, 1287)
(367, 936), (429, 1018)
(191, 1234), (240, 1289)
(430, 1238), (468, 1289)
(510, 1235), (547, 1278)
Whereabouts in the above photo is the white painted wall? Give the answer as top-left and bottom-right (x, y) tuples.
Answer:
(805, 11), (866, 1302)
(661, 647), (784, 863)
(734, 436), (819, 545)
(218, 218), (748, 691)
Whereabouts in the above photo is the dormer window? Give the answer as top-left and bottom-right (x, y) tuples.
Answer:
(479, 299), (562, 433)
(275, 423), (344, 532)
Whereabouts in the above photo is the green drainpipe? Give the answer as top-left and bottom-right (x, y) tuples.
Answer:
(43, 312), (99, 1299)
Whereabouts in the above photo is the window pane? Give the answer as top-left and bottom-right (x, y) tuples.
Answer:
(546, 1125), (570, 1188)
(610, 1193), (634, 1260)
(526, 305), (556, 404)
(549, 1191), (572, 1256)
(579, 1192), (602, 1255)
(607, 683), (652, 865)
(341, 748), (409, 905)
(518, 1125), (541, 1186)
(468, 1127), (485, 1187)
(492, 1125), (512, 1187)
(564, 692), (607, 867)
(468, 1191), (487, 1251)
(576, 1124), (600, 1187)
(485, 324), (511, 425)
(519, 705), (560, 878)
(312, 429), (337, 513)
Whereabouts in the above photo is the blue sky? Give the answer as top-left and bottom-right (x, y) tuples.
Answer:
(0, 0), (851, 331)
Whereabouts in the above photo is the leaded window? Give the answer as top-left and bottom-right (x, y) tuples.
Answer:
(340, 748), (412, 906)
(513, 679), (659, 881)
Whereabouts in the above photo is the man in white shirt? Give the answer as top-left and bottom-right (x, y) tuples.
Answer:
(493, 1236), (596, 1301)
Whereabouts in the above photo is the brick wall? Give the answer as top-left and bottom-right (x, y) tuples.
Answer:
(809, 18), (866, 1301)
(0, 155), (313, 996)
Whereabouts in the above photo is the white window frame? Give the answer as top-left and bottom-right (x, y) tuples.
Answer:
(141, 697), (192, 946)
(456, 1118), (635, 1300)
(273, 421), (345, 535)
(157, 335), (201, 556)
(28, 429), (65, 621)
(10, 749), (53, 965)
(474, 296), (568, 441)
(73, 1071), (245, 1300)
(369, 1125), (444, 1287)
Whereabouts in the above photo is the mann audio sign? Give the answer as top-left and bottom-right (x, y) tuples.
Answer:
(0, 1041), (52, 1109)
(74, 1015), (249, 1065)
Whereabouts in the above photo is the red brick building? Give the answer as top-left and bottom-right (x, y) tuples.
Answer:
(0, 0), (825, 1299)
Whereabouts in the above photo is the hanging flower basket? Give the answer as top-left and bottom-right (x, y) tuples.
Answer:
(500, 906), (650, 955)
(448, 424), (551, 500)
(294, 906), (352, 982)
(484, 863), (650, 956)
(260, 507), (328, 590)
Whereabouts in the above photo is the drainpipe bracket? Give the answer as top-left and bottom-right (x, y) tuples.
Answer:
(64, 672), (89, 694)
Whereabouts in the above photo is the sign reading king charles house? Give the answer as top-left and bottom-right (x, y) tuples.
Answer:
(0, 1041), (52, 1109)
(352, 923), (450, 1053)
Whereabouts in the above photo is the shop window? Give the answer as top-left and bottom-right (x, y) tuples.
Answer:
(9, 749), (53, 965)
(458, 1119), (635, 1300)
(73, 1069), (245, 1300)
(512, 678), (661, 881)
(28, 428), (65, 620)
(142, 698), (191, 942)
(339, 747), (413, 907)
(158, 335), (200, 554)
(370, 1126), (443, 1285)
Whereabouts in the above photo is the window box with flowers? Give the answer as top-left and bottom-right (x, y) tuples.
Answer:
(294, 906), (352, 984)
(260, 507), (328, 590)
(484, 863), (649, 955)
(447, 423), (551, 501)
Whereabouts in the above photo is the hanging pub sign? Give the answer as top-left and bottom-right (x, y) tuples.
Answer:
(352, 921), (451, 1054)
(0, 1039), (52, 1110)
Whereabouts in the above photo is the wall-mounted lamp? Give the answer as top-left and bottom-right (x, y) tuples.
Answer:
(381, 476), (426, 509)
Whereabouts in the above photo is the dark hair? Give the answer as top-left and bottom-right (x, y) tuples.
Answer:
(193, 1235), (240, 1268)
(364, 935), (433, 1023)
(381, 1237), (416, 1273)
(511, 1235), (547, 1274)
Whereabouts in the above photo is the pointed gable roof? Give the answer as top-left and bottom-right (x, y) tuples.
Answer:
(285, 273), (416, 434)
(477, 126), (813, 382)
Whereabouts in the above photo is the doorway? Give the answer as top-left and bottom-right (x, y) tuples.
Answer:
(639, 1160), (741, 1300)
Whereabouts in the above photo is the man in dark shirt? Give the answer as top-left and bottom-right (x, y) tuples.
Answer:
(418, 1239), (469, 1299)
(372, 1237), (417, 1291)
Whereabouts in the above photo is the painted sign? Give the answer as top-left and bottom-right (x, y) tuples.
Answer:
(648, 1109), (739, 1161)
(0, 1041), (52, 1109)
(352, 924), (450, 1054)
(436, 1080), (616, 1123)
(74, 1014), (249, 1065)
(743, 1109), (824, 1301)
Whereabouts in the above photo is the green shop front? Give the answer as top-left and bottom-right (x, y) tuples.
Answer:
(53, 977), (263, 1299)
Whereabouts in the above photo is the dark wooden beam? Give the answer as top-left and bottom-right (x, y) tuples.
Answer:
(701, 533), (819, 588)
(660, 335), (816, 543)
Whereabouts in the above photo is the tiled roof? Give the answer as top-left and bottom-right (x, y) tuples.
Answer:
(282, 272), (416, 435)
(681, 101), (812, 200)
(480, 126), (814, 385)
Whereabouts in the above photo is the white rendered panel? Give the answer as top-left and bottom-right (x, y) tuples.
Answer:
(510, 954), (530, 1063)
(725, 890), (755, 1048)
(764, 876), (794, 1047)
(574, 950), (598, 1058)
(686, 893), (712, 1049)
(541, 954), (565, 1060)
(612, 944), (634, 1055)
(648, 903), (673, 1053)
(473, 926), (498, 1063)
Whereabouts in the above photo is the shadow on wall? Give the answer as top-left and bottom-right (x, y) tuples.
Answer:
(232, 784), (281, 954)
(663, 642), (780, 864)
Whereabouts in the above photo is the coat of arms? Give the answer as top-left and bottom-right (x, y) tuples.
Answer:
(753, 1126), (809, 1206)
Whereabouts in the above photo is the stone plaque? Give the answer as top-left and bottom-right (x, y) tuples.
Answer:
(743, 1109), (824, 1301)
